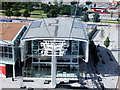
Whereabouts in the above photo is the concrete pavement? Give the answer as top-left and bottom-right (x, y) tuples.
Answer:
(92, 23), (120, 89)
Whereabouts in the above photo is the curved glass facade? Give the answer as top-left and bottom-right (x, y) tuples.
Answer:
(22, 39), (87, 79)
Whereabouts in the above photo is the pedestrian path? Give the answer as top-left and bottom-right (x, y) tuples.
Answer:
(93, 24), (119, 89)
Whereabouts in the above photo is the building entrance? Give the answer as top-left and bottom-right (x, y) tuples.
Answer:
(56, 65), (78, 78)
(23, 63), (51, 78)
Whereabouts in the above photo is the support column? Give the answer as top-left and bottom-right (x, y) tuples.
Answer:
(12, 46), (15, 79)
(13, 64), (15, 79)
(51, 40), (56, 88)
(85, 41), (89, 63)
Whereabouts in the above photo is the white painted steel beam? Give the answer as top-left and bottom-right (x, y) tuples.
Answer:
(51, 40), (56, 88)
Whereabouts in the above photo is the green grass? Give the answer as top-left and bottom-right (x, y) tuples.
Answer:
(15, 9), (47, 18)
(1, 8), (48, 19)
(100, 21), (120, 24)
(0, 13), (47, 19)
(31, 10), (45, 14)
(30, 15), (47, 18)
(30, 10), (47, 18)
(100, 19), (120, 24)
(30, 16), (47, 18)
(19, 9), (44, 14)
(12, 14), (47, 18)
(0, 10), (3, 12)
(19, 9), (26, 13)
(78, 18), (120, 24)
(0, 13), (5, 16)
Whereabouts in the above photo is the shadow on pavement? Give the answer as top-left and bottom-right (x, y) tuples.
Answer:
(96, 46), (119, 77)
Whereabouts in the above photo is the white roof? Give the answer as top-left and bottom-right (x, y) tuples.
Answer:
(22, 18), (88, 41)
(0, 40), (13, 46)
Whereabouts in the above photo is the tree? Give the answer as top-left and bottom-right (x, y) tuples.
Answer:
(41, 4), (50, 13)
(86, 1), (92, 8)
(12, 2), (20, 11)
(23, 2), (30, 9)
(2, 2), (13, 10)
(75, 6), (84, 16)
(13, 10), (21, 17)
(60, 0), (63, 5)
(47, 9), (58, 18)
(70, 1), (77, 5)
(104, 37), (110, 48)
(111, 12), (113, 19)
(33, 2), (40, 9)
(27, 4), (34, 13)
(5, 9), (13, 17)
(70, 6), (84, 16)
(59, 5), (72, 15)
(83, 7), (88, 11)
(53, 0), (58, 5)
(93, 12), (100, 22)
(48, 2), (51, 5)
(34, 2), (40, 8)
(23, 10), (30, 18)
(119, 14), (120, 19)
(94, 3), (96, 7)
(86, 1), (92, 6)
(82, 12), (89, 22)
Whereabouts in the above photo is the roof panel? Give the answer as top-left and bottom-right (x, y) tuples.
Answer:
(22, 18), (88, 41)
(30, 21), (42, 28)
(0, 22), (28, 41)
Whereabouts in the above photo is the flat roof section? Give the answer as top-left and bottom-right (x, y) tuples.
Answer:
(22, 18), (88, 41)
(0, 22), (28, 41)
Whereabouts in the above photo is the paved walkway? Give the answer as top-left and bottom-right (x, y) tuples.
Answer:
(116, 24), (120, 89)
(0, 16), (38, 21)
(92, 23), (120, 89)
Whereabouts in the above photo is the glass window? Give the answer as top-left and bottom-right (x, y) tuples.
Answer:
(71, 66), (77, 71)
(0, 46), (2, 52)
(33, 58), (38, 62)
(0, 53), (2, 57)
(2, 53), (4, 57)
(4, 53), (8, 57)
(72, 58), (77, 62)
(9, 54), (13, 58)
(2, 47), (4, 52)
(8, 47), (12, 53)
(4, 47), (7, 52)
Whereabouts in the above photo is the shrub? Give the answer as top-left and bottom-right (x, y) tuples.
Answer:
(104, 37), (110, 48)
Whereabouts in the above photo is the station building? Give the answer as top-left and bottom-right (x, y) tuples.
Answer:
(20, 18), (89, 88)
(0, 18), (97, 88)
(0, 22), (28, 77)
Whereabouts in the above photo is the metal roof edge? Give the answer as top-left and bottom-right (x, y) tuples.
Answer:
(12, 25), (28, 43)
